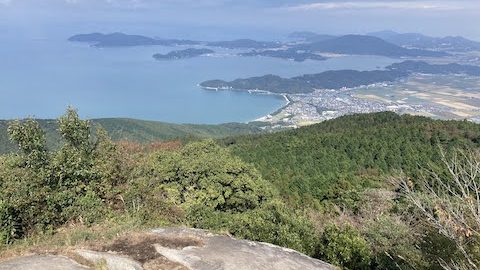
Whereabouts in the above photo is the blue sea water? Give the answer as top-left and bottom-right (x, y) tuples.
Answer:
(0, 35), (398, 124)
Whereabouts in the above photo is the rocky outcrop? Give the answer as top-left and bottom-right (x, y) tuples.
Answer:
(0, 228), (337, 270)
(0, 255), (88, 270)
(151, 228), (334, 270)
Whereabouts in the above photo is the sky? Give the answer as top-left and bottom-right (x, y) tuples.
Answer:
(0, 0), (479, 40)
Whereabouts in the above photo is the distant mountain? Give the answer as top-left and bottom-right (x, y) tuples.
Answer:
(0, 118), (263, 154)
(69, 34), (286, 50)
(200, 61), (480, 94)
(367, 30), (400, 39)
(153, 48), (214, 60)
(304, 34), (338, 43)
(206, 39), (282, 49)
(68, 33), (201, 47)
(288, 31), (320, 40)
(368, 30), (480, 52)
(201, 75), (314, 93)
(294, 35), (448, 57)
(201, 70), (406, 94)
(288, 32), (337, 43)
(240, 49), (327, 62)
(389, 60), (480, 75)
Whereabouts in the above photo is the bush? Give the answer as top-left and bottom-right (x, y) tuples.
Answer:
(317, 224), (372, 270)
(129, 140), (273, 213)
(187, 201), (319, 256)
(128, 139), (320, 255)
(364, 215), (426, 269)
(0, 108), (125, 241)
(0, 200), (22, 244)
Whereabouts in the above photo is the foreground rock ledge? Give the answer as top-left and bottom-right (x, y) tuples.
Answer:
(0, 227), (337, 270)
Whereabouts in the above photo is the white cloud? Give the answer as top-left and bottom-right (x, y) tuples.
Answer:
(286, 1), (474, 11)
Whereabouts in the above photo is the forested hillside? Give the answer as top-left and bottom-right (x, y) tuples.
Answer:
(224, 112), (480, 269)
(226, 112), (480, 206)
(0, 118), (263, 154)
(2, 110), (480, 269)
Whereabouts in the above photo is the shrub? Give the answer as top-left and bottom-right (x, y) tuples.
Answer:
(129, 140), (273, 213)
(187, 201), (319, 256)
(0, 200), (22, 244)
(127, 139), (320, 255)
(364, 215), (426, 269)
(317, 224), (372, 270)
(0, 108), (126, 241)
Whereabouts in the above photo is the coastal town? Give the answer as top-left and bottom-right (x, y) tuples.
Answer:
(255, 75), (480, 127)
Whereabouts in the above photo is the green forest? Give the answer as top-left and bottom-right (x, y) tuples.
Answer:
(0, 118), (263, 154)
(1, 109), (480, 269)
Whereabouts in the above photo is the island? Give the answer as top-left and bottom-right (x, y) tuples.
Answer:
(368, 30), (480, 52)
(70, 32), (472, 59)
(200, 61), (480, 94)
(293, 35), (449, 57)
(68, 32), (201, 47)
(153, 48), (215, 60)
(240, 49), (327, 62)
(206, 39), (282, 49)
(69, 34), (285, 50)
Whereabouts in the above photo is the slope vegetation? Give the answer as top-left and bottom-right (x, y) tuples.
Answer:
(0, 118), (262, 154)
(226, 112), (480, 204)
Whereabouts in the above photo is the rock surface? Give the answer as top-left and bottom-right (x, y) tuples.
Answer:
(0, 255), (88, 270)
(0, 228), (337, 270)
(152, 228), (335, 270)
(76, 250), (143, 270)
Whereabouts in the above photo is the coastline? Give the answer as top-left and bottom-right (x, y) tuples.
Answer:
(253, 94), (292, 122)
(199, 84), (291, 123)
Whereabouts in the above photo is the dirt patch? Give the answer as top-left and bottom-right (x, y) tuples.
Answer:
(99, 232), (202, 269)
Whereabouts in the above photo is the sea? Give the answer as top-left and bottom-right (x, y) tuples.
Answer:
(0, 33), (398, 124)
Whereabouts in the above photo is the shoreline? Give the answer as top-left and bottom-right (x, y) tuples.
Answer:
(199, 85), (291, 123)
(252, 94), (292, 122)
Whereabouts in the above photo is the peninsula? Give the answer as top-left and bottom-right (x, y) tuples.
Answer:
(293, 35), (449, 57)
(240, 49), (327, 62)
(68, 32), (200, 47)
(153, 48), (214, 60)
(206, 39), (282, 49)
(200, 61), (480, 94)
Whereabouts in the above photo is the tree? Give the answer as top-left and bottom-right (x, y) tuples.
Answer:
(401, 148), (480, 269)
(7, 119), (48, 169)
(0, 108), (125, 242)
(131, 140), (273, 213)
(317, 224), (372, 270)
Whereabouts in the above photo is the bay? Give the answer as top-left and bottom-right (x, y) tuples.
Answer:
(0, 35), (397, 124)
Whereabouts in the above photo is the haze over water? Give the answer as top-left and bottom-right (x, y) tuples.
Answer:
(0, 32), (397, 124)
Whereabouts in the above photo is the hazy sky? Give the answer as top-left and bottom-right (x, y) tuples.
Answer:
(1, 0), (479, 40)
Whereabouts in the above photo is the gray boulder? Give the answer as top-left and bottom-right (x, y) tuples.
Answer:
(0, 228), (337, 270)
(151, 228), (335, 270)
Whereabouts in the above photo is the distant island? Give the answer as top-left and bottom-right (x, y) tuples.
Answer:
(69, 32), (480, 59)
(290, 30), (480, 53)
(206, 39), (282, 49)
(68, 32), (200, 47)
(240, 49), (327, 62)
(288, 32), (337, 43)
(68, 33), (284, 50)
(153, 48), (214, 60)
(293, 35), (449, 58)
(368, 30), (480, 52)
(200, 61), (480, 94)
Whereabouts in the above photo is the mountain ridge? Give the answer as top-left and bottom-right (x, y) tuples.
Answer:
(294, 35), (448, 57)
(0, 118), (264, 154)
(200, 60), (480, 94)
